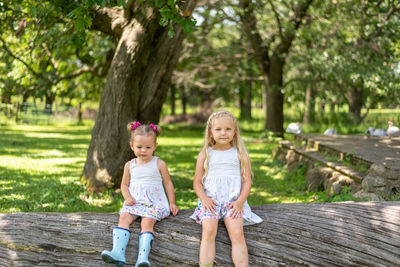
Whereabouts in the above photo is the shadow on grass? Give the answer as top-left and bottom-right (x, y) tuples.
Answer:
(0, 165), (122, 212)
(0, 128), (90, 159)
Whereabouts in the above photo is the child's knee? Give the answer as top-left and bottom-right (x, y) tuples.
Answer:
(119, 213), (134, 224)
(202, 224), (218, 239)
(228, 228), (245, 243)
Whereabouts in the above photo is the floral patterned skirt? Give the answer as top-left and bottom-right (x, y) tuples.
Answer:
(120, 202), (170, 221)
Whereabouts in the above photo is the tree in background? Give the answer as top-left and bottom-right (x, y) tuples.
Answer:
(0, 1), (111, 108)
(172, 0), (263, 120)
(285, 1), (400, 125)
(239, 0), (313, 135)
(83, 1), (196, 191)
(319, 1), (400, 124)
(1, 1), (196, 191)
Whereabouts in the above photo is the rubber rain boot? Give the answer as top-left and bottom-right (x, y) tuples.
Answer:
(199, 263), (214, 267)
(135, 231), (154, 267)
(101, 227), (131, 266)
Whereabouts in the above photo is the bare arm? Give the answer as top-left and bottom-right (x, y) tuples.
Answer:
(193, 149), (217, 212)
(237, 154), (252, 203)
(229, 153), (252, 218)
(158, 159), (178, 216)
(121, 161), (136, 206)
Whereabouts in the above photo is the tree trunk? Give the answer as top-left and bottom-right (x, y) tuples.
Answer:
(198, 90), (213, 121)
(170, 85), (176, 115)
(245, 80), (252, 119)
(239, 0), (313, 136)
(1, 83), (12, 104)
(82, 2), (196, 192)
(45, 92), (55, 114)
(347, 86), (363, 125)
(303, 85), (315, 124)
(239, 73), (252, 119)
(266, 56), (285, 135)
(180, 86), (187, 115)
(239, 84), (246, 119)
(1, 202), (399, 266)
(78, 101), (83, 124)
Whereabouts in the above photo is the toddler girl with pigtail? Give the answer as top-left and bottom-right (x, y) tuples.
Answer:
(102, 122), (178, 267)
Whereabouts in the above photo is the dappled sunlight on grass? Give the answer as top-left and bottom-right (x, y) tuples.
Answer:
(0, 124), (123, 212)
(0, 121), (332, 212)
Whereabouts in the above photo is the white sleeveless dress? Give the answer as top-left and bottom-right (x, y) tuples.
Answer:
(120, 156), (170, 220)
(190, 147), (262, 225)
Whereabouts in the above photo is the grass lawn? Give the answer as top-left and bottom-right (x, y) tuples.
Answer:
(0, 121), (339, 213)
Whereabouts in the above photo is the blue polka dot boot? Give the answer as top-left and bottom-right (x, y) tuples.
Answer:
(135, 231), (154, 267)
(101, 227), (131, 266)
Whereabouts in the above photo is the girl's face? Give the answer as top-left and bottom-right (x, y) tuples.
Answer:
(130, 134), (157, 162)
(210, 117), (235, 148)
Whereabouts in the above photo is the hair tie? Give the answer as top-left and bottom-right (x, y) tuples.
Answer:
(149, 123), (157, 133)
(131, 122), (141, 131)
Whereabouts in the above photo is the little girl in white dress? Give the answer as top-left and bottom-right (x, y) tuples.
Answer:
(191, 146), (262, 225)
(120, 156), (170, 220)
(102, 122), (178, 267)
(191, 110), (262, 267)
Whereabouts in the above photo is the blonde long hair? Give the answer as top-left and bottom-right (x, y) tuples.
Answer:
(201, 110), (250, 183)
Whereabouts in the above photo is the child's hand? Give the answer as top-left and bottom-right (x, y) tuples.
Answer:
(170, 203), (179, 216)
(201, 196), (218, 213)
(124, 197), (136, 206)
(229, 200), (244, 219)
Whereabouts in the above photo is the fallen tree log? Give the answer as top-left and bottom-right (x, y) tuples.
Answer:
(1, 201), (400, 266)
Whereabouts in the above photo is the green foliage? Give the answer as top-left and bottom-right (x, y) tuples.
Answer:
(0, 1), (112, 105)
(137, 0), (196, 36)
(173, 1), (263, 111)
(315, 186), (356, 203)
(387, 190), (400, 201)
(285, 0), (400, 123)
(0, 0), (195, 109)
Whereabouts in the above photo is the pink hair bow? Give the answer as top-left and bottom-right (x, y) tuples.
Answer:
(131, 122), (141, 131)
(149, 123), (157, 132)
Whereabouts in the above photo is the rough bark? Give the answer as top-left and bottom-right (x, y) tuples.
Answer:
(1, 202), (400, 266)
(239, 0), (313, 136)
(82, 1), (196, 192)
(347, 86), (363, 125)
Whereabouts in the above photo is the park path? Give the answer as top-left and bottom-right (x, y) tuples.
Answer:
(301, 134), (400, 171)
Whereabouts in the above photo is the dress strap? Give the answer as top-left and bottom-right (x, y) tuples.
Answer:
(152, 156), (159, 169)
(130, 158), (136, 167)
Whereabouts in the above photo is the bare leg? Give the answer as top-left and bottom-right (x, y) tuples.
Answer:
(224, 217), (248, 267)
(199, 218), (218, 265)
(140, 217), (156, 233)
(118, 212), (135, 229)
